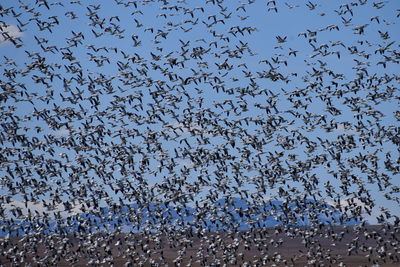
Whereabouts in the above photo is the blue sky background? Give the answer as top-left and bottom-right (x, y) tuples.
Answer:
(0, 0), (399, 226)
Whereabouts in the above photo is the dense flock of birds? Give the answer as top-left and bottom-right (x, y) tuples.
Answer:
(0, 0), (400, 266)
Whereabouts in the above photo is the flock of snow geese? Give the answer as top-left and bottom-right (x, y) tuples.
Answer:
(0, 0), (399, 266)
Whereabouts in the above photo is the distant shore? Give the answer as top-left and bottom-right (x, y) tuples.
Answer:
(1, 225), (398, 266)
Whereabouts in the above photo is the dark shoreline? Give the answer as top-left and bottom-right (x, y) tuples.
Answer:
(1, 225), (399, 266)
